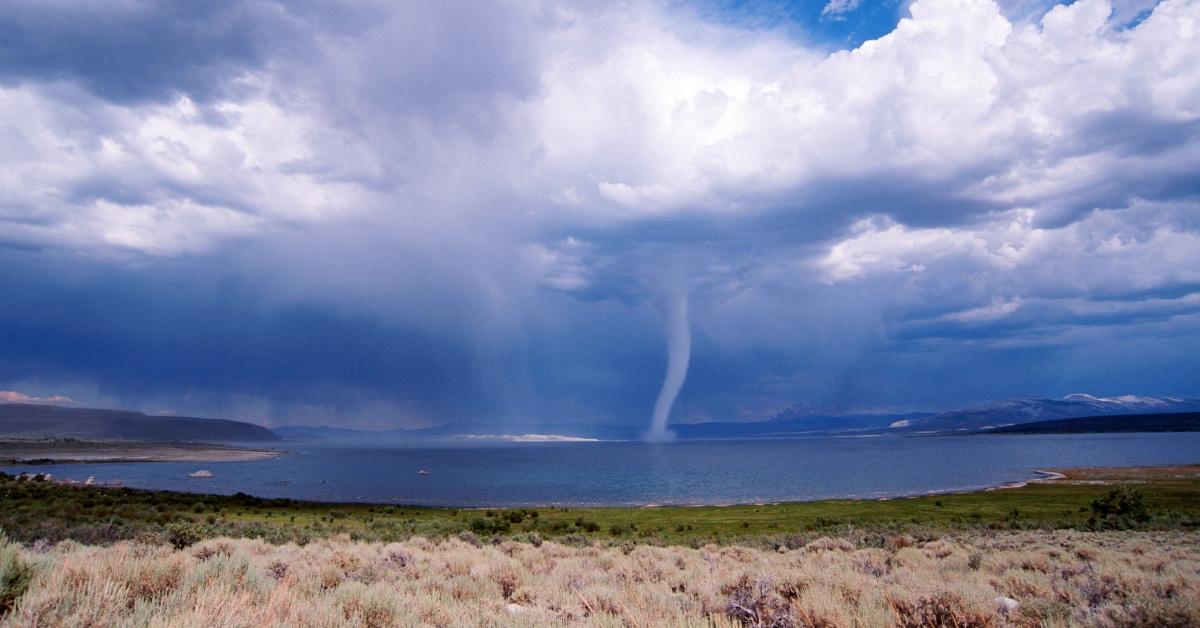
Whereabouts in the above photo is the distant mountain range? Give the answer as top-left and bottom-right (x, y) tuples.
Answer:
(888, 394), (1200, 433)
(274, 394), (1200, 441)
(669, 411), (932, 438)
(272, 411), (934, 442)
(977, 412), (1200, 435)
(6, 392), (1198, 445)
(0, 403), (279, 442)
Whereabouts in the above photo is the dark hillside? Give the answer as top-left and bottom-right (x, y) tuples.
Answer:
(982, 412), (1200, 435)
(0, 403), (279, 442)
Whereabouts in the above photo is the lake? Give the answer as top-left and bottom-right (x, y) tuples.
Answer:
(7, 432), (1200, 507)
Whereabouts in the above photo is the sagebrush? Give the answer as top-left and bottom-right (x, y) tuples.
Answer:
(2, 530), (1198, 627)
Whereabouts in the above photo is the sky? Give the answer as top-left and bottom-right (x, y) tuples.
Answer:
(0, 0), (1197, 430)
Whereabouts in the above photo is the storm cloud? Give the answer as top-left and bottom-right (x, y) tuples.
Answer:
(0, 0), (1197, 428)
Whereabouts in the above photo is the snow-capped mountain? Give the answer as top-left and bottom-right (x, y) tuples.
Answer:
(1058, 393), (1185, 412)
(892, 394), (1200, 432)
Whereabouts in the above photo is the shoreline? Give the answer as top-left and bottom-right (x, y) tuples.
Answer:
(0, 439), (285, 465)
(8, 462), (1191, 511)
(981, 468), (1067, 491)
(3, 462), (1198, 551)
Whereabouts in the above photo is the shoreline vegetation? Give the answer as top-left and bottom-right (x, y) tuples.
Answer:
(0, 465), (1197, 626)
(0, 438), (284, 466)
(0, 465), (1196, 547)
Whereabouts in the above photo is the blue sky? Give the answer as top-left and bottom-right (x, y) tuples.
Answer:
(680, 0), (910, 48)
(0, 0), (1197, 429)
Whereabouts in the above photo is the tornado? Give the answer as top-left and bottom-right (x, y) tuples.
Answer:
(648, 290), (690, 440)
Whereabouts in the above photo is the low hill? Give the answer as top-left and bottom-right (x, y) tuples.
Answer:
(0, 403), (279, 442)
(892, 394), (1200, 433)
(980, 412), (1200, 435)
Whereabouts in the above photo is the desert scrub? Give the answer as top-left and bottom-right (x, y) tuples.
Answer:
(0, 534), (32, 616)
(0, 530), (1197, 627)
(165, 521), (203, 549)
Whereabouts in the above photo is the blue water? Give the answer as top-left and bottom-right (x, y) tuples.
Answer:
(6, 433), (1199, 507)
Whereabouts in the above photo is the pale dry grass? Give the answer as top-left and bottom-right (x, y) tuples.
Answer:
(2, 531), (1198, 627)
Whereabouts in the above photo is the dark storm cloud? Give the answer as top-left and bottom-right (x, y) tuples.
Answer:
(0, 1), (306, 104)
(0, 0), (1198, 427)
(1071, 110), (1200, 158)
(0, 248), (479, 422)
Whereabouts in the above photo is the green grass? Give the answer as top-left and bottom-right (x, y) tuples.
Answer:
(2, 467), (1198, 548)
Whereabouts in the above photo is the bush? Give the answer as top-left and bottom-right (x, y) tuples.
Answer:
(503, 509), (530, 524)
(1090, 486), (1151, 530)
(722, 574), (792, 628)
(0, 534), (33, 616)
(469, 517), (510, 535)
(558, 533), (590, 547)
(608, 522), (637, 537)
(545, 520), (571, 534)
(574, 517), (600, 533)
(889, 591), (996, 628)
(165, 522), (202, 549)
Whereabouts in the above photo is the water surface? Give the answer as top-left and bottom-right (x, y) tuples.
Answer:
(7, 433), (1198, 507)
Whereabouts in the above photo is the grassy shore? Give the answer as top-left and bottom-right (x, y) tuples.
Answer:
(1, 465), (1197, 548)
(1, 466), (1198, 626)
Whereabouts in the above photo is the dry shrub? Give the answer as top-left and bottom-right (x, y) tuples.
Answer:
(191, 539), (235, 560)
(1017, 553), (1053, 573)
(591, 591), (625, 616)
(266, 559), (288, 580)
(791, 584), (857, 628)
(335, 581), (398, 627)
(330, 549), (362, 573)
(119, 548), (187, 602)
(720, 546), (759, 563)
(381, 547), (412, 569)
(804, 537), (854, 553)
(999, 570), (1052, 599)
(1092, 593), (1200, 628)
(723, 574), (794, 627)
(1017, 598), (1072, 626)
(0, 530), (1197, 627)
(921, 539), (959, 560)
(510, 585), (537, 605)
(889, 591), (998, 628)
(316, 563), (344, 590)
(490, 563), (522, 599)
(1076, 572), (1123, 606)
(792, 599), (846, 628)
(889, 546), (931, 570)
(851, 548), (890, 577)
(775, 576), (808, 601)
